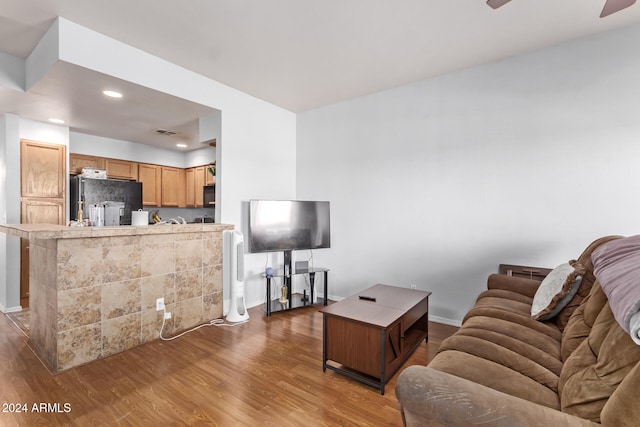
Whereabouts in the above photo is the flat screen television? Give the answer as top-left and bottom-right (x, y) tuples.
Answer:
(248, 200), (330, 253)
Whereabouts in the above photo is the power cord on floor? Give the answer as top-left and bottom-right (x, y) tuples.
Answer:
(159, 307), (248, 341)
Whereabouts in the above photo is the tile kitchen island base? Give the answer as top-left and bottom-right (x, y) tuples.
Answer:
(1, 223), (232, 371)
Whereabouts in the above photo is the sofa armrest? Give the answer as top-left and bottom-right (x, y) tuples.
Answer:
(487, 273), (541, 298)
(396, 366), (600, 427)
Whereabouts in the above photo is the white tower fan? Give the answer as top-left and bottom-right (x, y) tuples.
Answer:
(223, 230), (249, 323)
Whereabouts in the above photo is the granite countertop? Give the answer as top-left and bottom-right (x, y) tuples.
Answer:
(0, 223), (234, 240)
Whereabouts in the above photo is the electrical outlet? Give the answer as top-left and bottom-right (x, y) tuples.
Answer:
(156, 297), (165, 311)
(164, 312), (172, 320)
(410, 284), (417, 290)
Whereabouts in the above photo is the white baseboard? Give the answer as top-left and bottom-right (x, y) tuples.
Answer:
(0, 304), (23, 314)
(428, 315), (462, 328)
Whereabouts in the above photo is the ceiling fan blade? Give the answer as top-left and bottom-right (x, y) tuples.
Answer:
(486, 0), (512, 9)
(600, 0), (636, 17)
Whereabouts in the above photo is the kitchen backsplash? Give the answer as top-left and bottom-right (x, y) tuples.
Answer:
(146, 207), (215, 223)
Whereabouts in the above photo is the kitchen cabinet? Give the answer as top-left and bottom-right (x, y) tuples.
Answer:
(69, 153), (106, 175)
(185, 166), (206, 207)
(21, 139), (66, 198)
(177, 168), (186, 208)
(106, 158), (138, 180)
(20, 139), (66, 310)
(70, 153), (211, 208)
(205, 164), (215, 186)
(161, 166), (182, 207)
(185, 167), (195, 207)
(138, 163), (162, 206)
(20, 198), (65, 309)
(194, 166), (205, 207)
(20, 198), (66, 225)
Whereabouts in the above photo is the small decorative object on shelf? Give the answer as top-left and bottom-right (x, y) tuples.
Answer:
(207, 161), (216, 177)
(279, 285), (288, 304)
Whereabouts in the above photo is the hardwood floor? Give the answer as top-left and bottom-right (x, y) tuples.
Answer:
(0, 304), (457, 426)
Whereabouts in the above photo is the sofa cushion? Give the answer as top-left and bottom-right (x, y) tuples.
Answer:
(559, 302), (640, 422)
(554, 235), (622, 331)
(446, 321), (563, 376)
(531, 260), (586, 321)
(429, 350), (561, 409)
(432, 312), (564, 407)
(464, 294), (562, 344)
(600, 361), (640, 426)
(561, 282), (609, 361)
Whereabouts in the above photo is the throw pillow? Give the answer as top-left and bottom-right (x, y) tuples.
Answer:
(531, 260), (586, 321)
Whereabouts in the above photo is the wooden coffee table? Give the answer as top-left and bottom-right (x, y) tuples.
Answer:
(320, 284), (431, 394)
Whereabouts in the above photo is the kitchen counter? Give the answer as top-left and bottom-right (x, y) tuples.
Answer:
(1, 222), (233, 371)
(0, 222), (231, 239)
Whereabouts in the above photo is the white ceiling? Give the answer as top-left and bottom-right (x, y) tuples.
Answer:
(1, 0), (640, 150)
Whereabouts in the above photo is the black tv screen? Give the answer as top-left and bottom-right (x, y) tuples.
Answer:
(248, 200), (330, 253)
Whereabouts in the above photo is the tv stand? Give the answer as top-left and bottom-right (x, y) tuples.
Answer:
(264, 250), (329, 316)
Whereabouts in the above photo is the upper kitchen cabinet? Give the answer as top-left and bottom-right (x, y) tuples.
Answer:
(194, 166), (205, 207)
(205, 163), (215, 186)
(185, 166), (206, 207)
(161, 166), (186, 207)
(21, 139), (66, 198)
(138, 163), (162, 206)
(106, 158), (138, 180)
(185, 167), (195, 207)
(69, 153), (106, 175)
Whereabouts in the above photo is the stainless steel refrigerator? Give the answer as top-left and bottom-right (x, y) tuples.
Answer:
(70, 176), (143, 225)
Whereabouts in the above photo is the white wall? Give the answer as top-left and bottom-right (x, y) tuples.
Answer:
(297, 23), (640, 326)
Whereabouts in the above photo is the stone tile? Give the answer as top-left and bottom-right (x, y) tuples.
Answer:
(57, 323), (102, 371)
(102, 312), (142, 357)
(172, 297), (203, 334)
(57, 286), (102, 331)
(90, 228), (136, 238)
(57, 242), (104, 290)
(203, 292), (223, 321)
(141, 273), (175, 311)
(101, 242), (141, 283)
(175, 268), (203, 302)
(140, 236), (175, 277)
(141, 307), (165, 343)
(102, 279), (141, 320)
(202, 232), (223, 267)
(202, 265), (223, 295)
(175, 239), (202, 272)
(140, 233), (176, 246)
(173, 224), (202, 240)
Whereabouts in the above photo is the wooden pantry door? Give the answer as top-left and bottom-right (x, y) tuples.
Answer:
(19, 139), (67, 307)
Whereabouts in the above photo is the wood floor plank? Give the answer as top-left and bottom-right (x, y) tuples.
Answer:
(1, 304), (457, 426)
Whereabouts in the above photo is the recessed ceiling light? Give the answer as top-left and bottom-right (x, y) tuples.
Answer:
(102, 90), (123, 98)
(176, 143), (187, 148)
(48, 118), (65, 124)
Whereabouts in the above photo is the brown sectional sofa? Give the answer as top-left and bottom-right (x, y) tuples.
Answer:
(396, 236), (640, 426)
